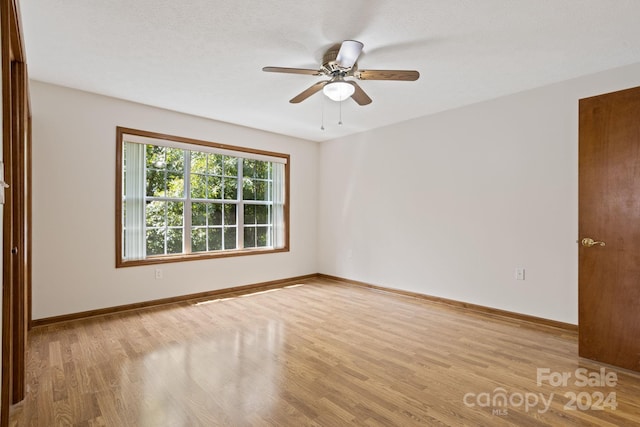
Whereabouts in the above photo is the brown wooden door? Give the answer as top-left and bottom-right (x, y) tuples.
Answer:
(579, 86), (640, 372)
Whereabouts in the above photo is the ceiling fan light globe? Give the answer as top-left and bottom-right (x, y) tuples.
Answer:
(323, 81), (355, 102)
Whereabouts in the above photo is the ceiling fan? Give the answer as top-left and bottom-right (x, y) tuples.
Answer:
(263, 40), (419, 105)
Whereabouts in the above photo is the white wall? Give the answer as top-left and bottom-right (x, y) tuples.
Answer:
(31, 62), (640, 324)
(318, 62), (640, 325)
(30, 81), (319, 319)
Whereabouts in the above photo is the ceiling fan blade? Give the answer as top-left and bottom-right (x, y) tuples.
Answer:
(290, 81), (329, 103)
(336, 40), (364, 69)
(348, 81), (372, 105)
(263, 66), (322, 76)
(356, 69), (420, 81)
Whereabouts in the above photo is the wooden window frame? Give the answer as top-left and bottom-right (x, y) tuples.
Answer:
(115, 127), (290, 268)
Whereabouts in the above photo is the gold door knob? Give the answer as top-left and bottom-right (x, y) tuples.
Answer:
(581, 238), (605, 247)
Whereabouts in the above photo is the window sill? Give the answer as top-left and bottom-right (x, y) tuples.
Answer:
(116, 246), (289, 268)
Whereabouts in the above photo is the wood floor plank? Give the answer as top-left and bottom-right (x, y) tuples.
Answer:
(9, 279), (640, 426)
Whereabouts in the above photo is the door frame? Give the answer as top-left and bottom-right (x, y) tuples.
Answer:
(1, 0), (31, 425)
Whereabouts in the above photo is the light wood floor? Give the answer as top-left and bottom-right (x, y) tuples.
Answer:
(9, 278), (640, 426)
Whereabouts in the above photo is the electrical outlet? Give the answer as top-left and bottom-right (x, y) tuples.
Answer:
(515, 268), (525, 281)
(155, 269), (163, 280)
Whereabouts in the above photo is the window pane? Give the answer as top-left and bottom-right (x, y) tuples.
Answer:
(146, 201), (166, 227)
(146, 170), (165, 197)
(256, 226), (269, 247)
(224, 204), (237, 225)
(208, 228), (222, 251)
(167, 228), (183, 254)
(209, 153), (223, 175)
(223, 178), (237, 200)
(146, 228), (165, 255)
(191, 151), (206, 173)
(255, 180), (267, 201)
(208, 176), (222, 200)
(146, 145), (165, 169)
(244, 205), (256, 225)
(192, 202), (206, 226)
(224, 227), (237, 250)
(166, 172), (184, 198)
(191, 228), (206, 252)
(255, 161), (270, 179)
(224, 156), (238, 176)
(244, 226), (256, 248)
(209, 203), (222, 226)
(255, 204), (269, 224)
(243, 159), (256, 177)
(242, 177), (255, 200)
(166, 148), (184, 171)
(190, 173), (206, 199)
(167, 202), (183, 226)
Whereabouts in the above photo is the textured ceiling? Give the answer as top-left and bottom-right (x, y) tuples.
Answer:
(20, 0), (640, 142)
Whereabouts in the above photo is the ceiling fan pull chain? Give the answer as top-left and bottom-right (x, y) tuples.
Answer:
(338, 99), (343, 125)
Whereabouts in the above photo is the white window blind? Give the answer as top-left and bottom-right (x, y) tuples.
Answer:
(272, 162), (285, 248)
(123, 142), (146, 260)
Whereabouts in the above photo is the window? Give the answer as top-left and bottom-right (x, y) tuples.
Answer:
(116, 127), (289, 267)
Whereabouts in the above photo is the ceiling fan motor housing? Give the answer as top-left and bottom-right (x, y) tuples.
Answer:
(321, 44), (351, 75)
